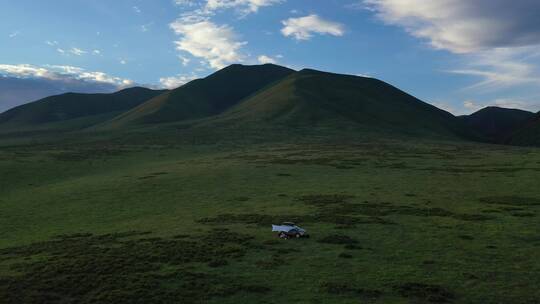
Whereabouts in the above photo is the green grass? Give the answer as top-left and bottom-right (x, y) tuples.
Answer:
(1, 136), (539, 303)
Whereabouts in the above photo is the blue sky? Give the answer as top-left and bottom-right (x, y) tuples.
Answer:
(1, 0), (540, 114)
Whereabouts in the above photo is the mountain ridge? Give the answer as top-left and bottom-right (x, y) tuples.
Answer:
(0, 63), (538, 146)
(460, 106), (535, 143)
(0, 86), (165, 132)
(100, 64), (295, 128)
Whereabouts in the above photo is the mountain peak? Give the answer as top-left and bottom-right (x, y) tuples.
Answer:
(100, 63), (296, 127)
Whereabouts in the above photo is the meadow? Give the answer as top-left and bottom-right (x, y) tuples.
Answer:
(1, 134), (539, 303)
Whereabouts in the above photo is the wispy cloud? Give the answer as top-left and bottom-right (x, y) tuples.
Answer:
(159, 74), (198, 89)
(205, 0), (284, 14)
(364, 0), (540, 110)
(141, 23), (151, 32)
(8, 31), (20, 38)
(281, 15), (345, 40)
(362, 0), (540, 53)
(69, 47), (87, 56)
(257, 55), (278, 64)
(179, 56), (191, 66)
(0, 64), (133, 87)
(448, 47), (540, 91)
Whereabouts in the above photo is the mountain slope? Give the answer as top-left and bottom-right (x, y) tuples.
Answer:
(460, 106), (534, 142)
(0, 87), (165, 132)
(208, 69), (471, 138)
(103, 64), (295, 127)
(505, 112), (540, 146)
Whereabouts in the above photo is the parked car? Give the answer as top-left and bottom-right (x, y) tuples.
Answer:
(271, 222), (309, 239)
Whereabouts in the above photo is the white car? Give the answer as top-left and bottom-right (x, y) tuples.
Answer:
(272, 222), (309, 239)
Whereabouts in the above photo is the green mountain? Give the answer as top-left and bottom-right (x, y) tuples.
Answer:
(206, 69), (471, 139)
(0, 87), (165, 132)
(460, 106), (535, 142)
(0, 64), (507, 142)
(103, 64), (295, 127)
(505, 112), (540, 146)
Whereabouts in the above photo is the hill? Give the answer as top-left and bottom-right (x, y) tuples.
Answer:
(103, 64), (295, 127)
(505, 112), (540, 146)
(460, 106), (535, 142)
(0, 87), (165, 132)
(207, 69), (472, 139)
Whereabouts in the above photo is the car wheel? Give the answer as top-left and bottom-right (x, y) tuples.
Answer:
(295, 233), (301, 238)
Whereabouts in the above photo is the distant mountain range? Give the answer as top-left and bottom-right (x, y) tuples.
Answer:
(0, 64), (538, 146)
(505, 112), (540, 146)
(0, 87), (165, 132)
(459, 107), (536, 144)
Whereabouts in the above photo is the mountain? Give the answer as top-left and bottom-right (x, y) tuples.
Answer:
(1, 64), (508, 142)
(0, 76), (122, 113)
(0, 87), (165, 132)
(102, 64), (295, 128)
(204, 69), (471, 138)
(505, 112), (540, 146)
(460, 106), (535, 142)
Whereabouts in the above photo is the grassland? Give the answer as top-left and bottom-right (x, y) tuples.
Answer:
(1, 135), (540, 303)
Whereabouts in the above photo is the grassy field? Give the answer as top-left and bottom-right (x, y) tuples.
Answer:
(1, 136), (540, 303)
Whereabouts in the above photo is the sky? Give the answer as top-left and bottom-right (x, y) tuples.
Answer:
(1, 0), (540, 114)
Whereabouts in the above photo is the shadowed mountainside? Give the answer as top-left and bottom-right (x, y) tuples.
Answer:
(0, 87), (165, 132)
(204, 69), (472, 139)
(102, 64), (295, 128)
(3, 64), (538, 144)
(460, 107), (535, 143)
(505, 112), (540, 146)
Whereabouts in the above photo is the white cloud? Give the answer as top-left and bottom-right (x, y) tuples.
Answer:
(355, 73), (372, 78)
(159, 74), (198, 89)
(448, 48), (540, 91)
(206, 0), (283, 14)
(46, 40), (58, 46)
(141, 22), (154, 33)
(364, 0), (540, 113)
(133, 6), (141, 13)
(257, 55), (277, 64)
(0, 64), (133, 88)
(57, 48), (66, 54)
(69, 47), (87, 56)
(179, 56), (191, 66)
(281, 15), (345, 40)
(120, 59), (127, 65)
(463, 100), (481, 112)
(363, 0), (540, 53)
(92, 49), (101, 55)
(8, 31), (20, 38)
(174, 0), (196, 5)
(170, 19), (246, 69)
